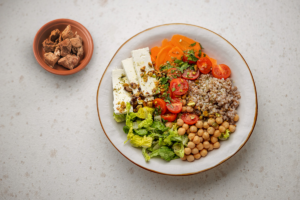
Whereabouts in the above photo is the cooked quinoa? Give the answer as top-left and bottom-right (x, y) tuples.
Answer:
(188, 74), (241, 124)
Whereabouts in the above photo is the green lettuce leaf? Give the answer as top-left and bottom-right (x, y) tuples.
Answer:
(138, 113), (153, 129)
(150, 146), (176, 162)
(126, 112), (137, 128)
(219, 129), (230, 140)
(150, 121), (169, 132)
(126, 102), (131, 113)
(113, 113), (126, 122)
(172, 142), (184, 158)
(164, 127), (179, 146)
(123, 125), (130, 134)
(142, 148), (151, 162)
(125, 127), (152, 148)
(134, 128), (148, 136)
(136, 107), (155, 119)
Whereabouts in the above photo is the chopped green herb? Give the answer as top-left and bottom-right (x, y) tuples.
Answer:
(190, 42), (196, 47)
(199, 43), (204, 49)
(171, 88), (176, 92)
(198, 49), (202, 57)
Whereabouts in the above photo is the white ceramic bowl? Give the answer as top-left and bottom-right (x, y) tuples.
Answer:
(97, 24), (258, 176)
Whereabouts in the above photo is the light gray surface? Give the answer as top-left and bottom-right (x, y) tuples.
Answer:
(0, 0), (299, 199)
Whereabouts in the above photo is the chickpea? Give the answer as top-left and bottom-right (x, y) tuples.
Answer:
(216, 117), (223, 124)
(182, 99), (187, 106)
(210, 136), (218, 144)
(186, 128), (190, 134)
(193, 136), (200, 144)
(203, 122), (209, 129)
(182, 123), (189, 130)
(229, 125), (236, 133)
(188, 133), (196, 141)
(197, 129), (204, 137)
(190, 126), (197, 133)
(187, 142), (195, 149)
(178, 128), (186, 135)
(186, 106), (193, 112)
(207, 127), (215, 135)
(213, 142), (220, 149)
(214, 130), (221, 137)
(177, 119), (184, 127)
(219, 126), (226, 133)
(200, 149), (208, 157)
(222, 122), (229, 129)
(202, 132), (210, 140)
(234, 114), (239, 122)
(194, 153), (201, 160)
(214, 125), (219, 130)
(199, 137), (203, 143)
(165, 122), (173, 128)
(182, 106), (187, 112)
(191, 148), (199, 155)
(203, 141), (210, 149)
(208, 118), (215, 125)
(184, 148), (191, 155)
(196, 143), (204, 150)
(208, 144), (214, 151)
(181, 155), (187, 161)
(187, 155), (195, 162)
(196, 121), (203, 129)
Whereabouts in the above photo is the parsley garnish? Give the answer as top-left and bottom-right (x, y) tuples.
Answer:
(178, 62), (189, 73)
(171, 88), (176, 92)
(199, 43), (204, 49)
(159, 77), (170, 85)
(190, 42), (196, 47)
(186, 50), (198, 62)
(198, 49), (202, 57)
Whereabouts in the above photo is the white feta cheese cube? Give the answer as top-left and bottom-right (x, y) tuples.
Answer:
(121, 58), (139, 94)
(131, 47), (158, 97)
(112, 69), (132, 114)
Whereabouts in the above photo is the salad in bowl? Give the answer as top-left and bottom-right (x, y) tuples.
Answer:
(112, 34), (241, 163)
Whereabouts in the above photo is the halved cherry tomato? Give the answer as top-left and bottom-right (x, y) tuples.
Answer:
(197, 57), (212, 74)
(167, 68), (182, 80)
(181, 113), (199, 125)
(182, 69), (200, 80)
(182, 54), (197, 64)
(153, 98), (167, 115)
(169, 78), (189, 96)
(166, 101), (182, 114)
(170, 98), (182, 103)
(212, 64), (231, 79)
(161, 113), (177, 122)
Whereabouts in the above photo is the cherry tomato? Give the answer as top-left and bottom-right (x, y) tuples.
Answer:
(161, 113), (177, 122)
(181, 113), (199, 125)
(197, 57), (212, 74)
(170, 98), (182, 103)
(153, 98), (167, 115)
(182, 54), (197, 64)
(182, 69), (200, 80)
(166, 101), (182, 114)
(169, 78), (189, 96)
(212, 64), (231, 79)
(167, 68), (182, 80)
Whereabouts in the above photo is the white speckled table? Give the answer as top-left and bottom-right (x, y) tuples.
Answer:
(0, 0), (299, 199)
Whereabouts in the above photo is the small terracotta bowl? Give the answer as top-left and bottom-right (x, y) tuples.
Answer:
(33, 19), (93, 75)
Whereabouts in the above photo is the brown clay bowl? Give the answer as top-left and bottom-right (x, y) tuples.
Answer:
(33, 19), (93, 76)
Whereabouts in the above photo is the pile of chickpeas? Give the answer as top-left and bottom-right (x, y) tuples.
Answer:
(166, 113), (239, 162)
